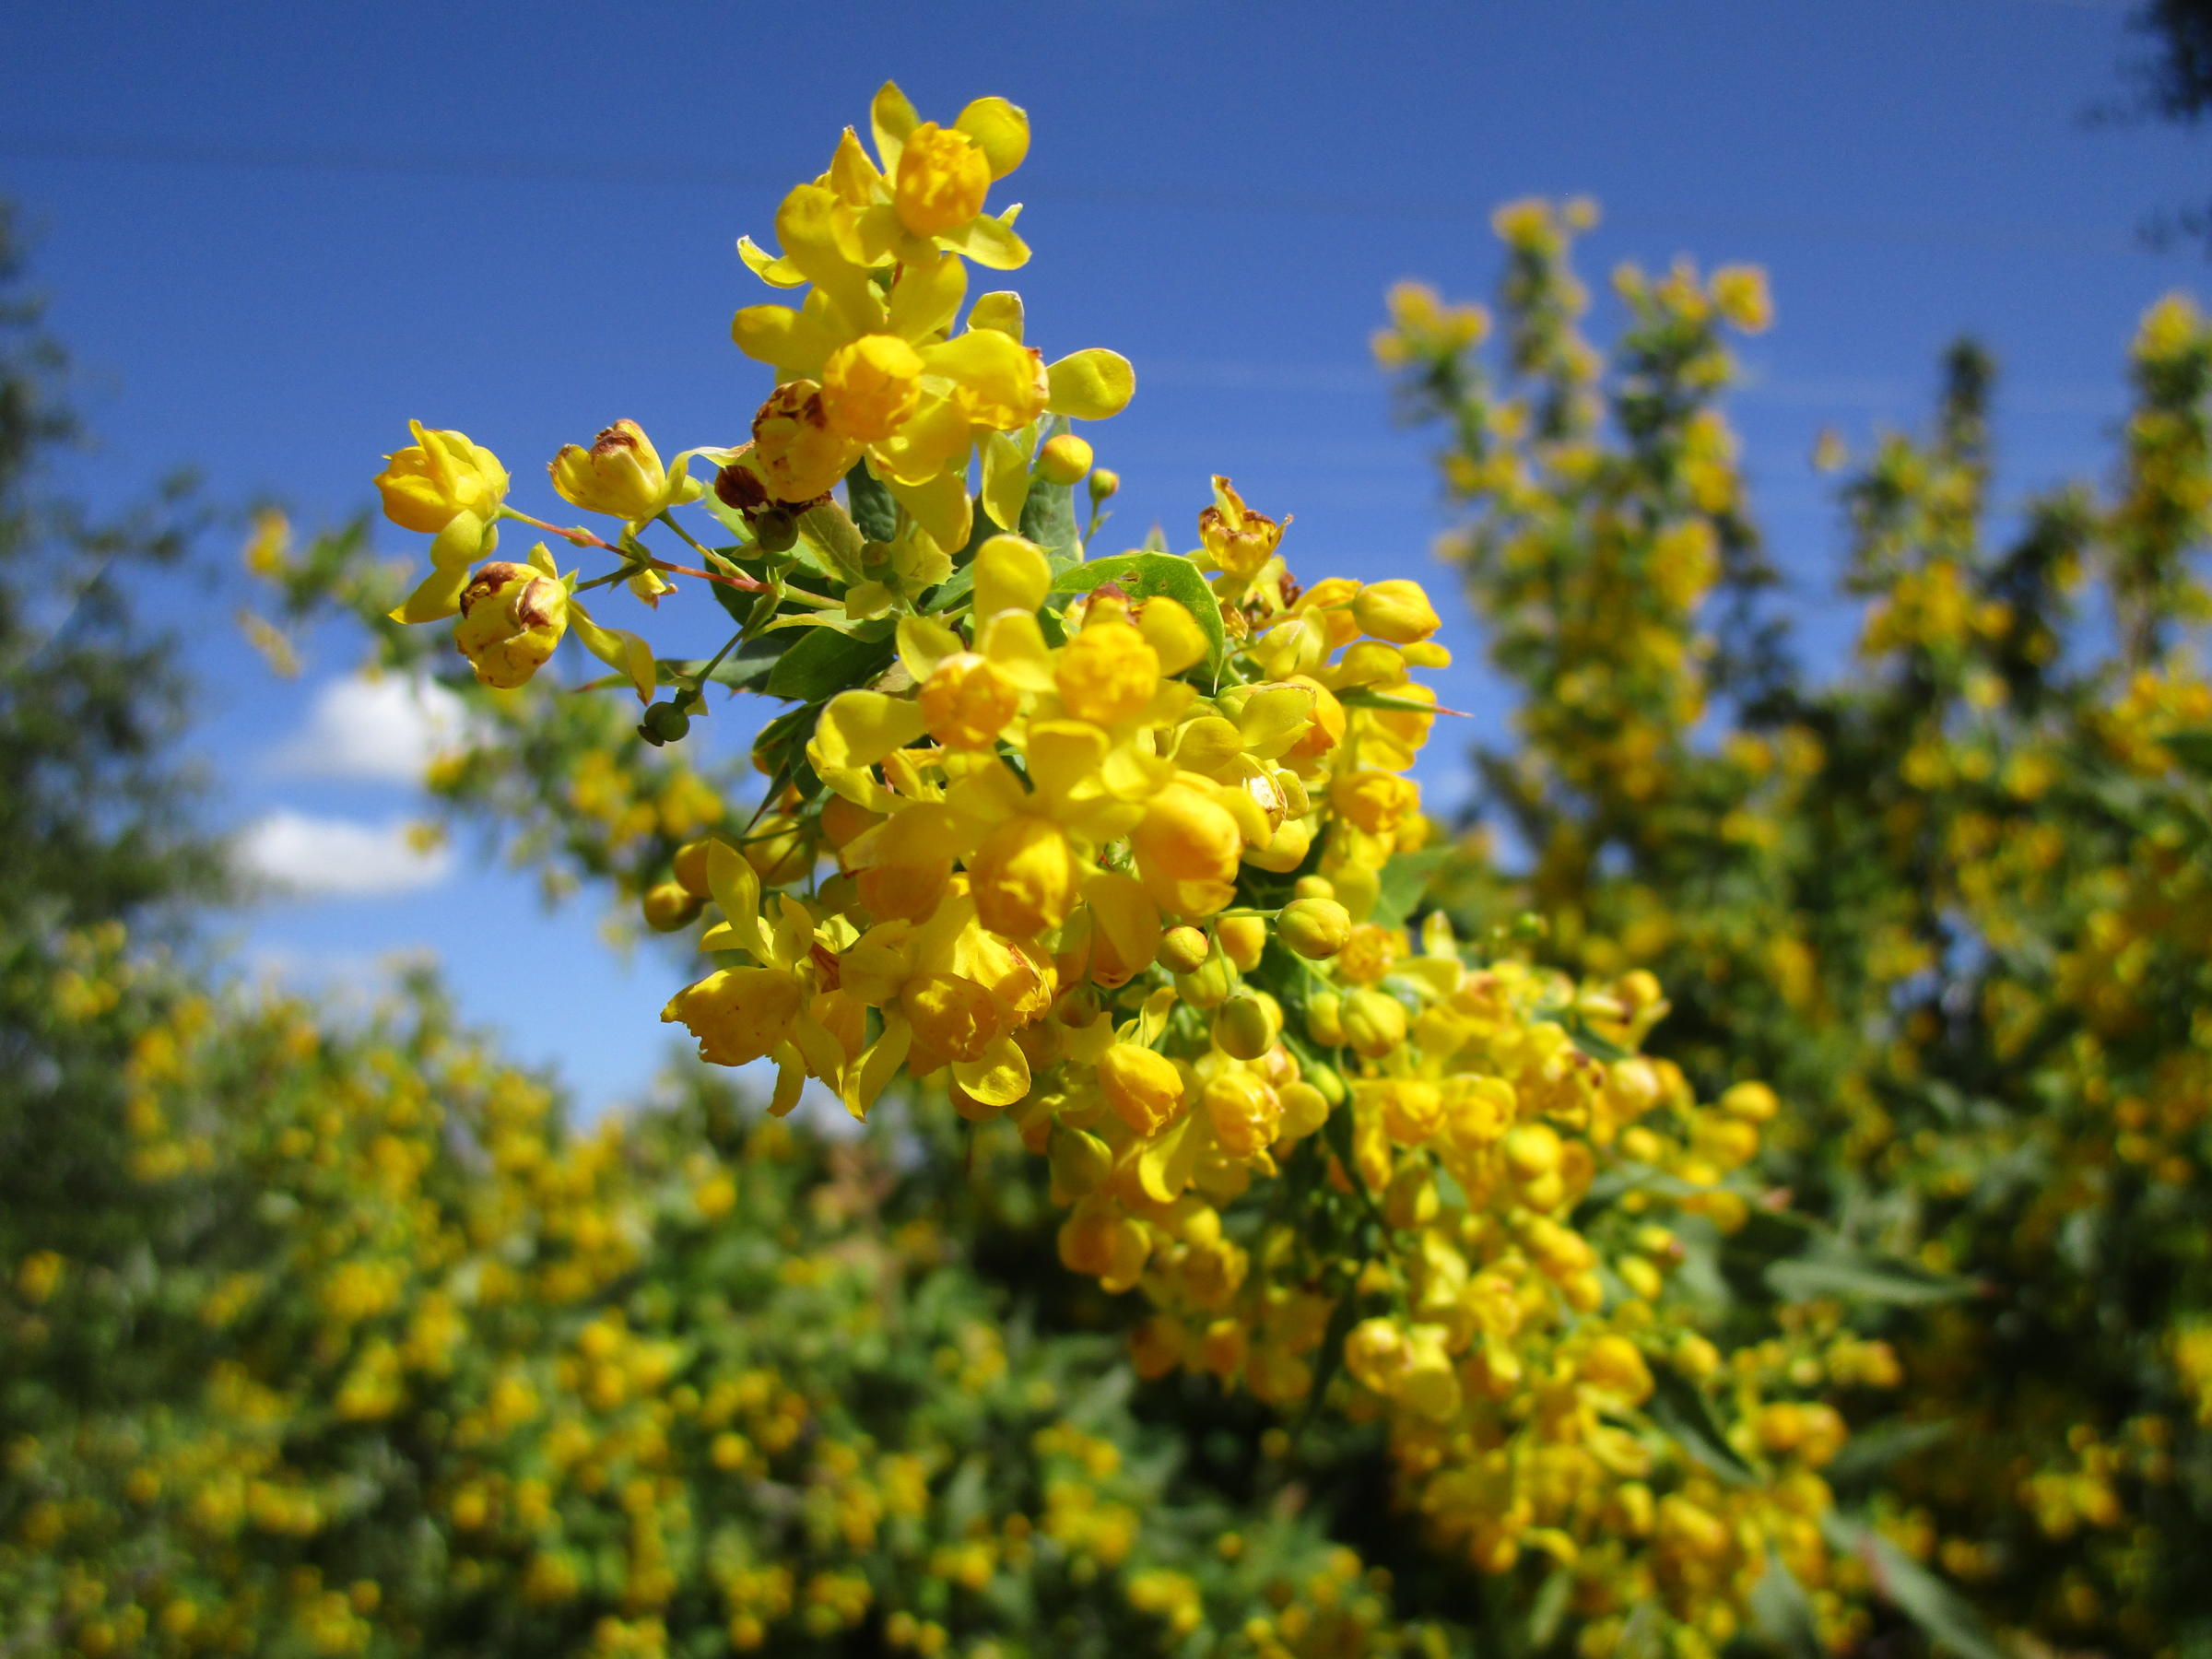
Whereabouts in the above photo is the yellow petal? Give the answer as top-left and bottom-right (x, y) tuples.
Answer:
(955, 96), (1030, 180)
(896, 614), (965, 681)
(793, 1014), (847, 1088)
(981, 431), (1030, 533)
(569, 605), (655, 702)
(976, 610), (1056, 693)
(924, 330), (1047, 430)
(888, 250), (968, 343)
(882, 468), (972, 551)
(1239, 683), (1318, 757)
(389, 563), (470, 624)
(968, 291), (1024, 342)
(953, 1036), (1031, 1107)
(773, 183), (884, 329)
(812, 690), (928, 771)
(736, 236), (807, 288)
(730, 302), (835, 380)
(1046, 349), (1136, 420)
(768, 1045), (806, 1116)
(870, 81), (920, 174)
(973, 534), (1051, 618)
(829, 125), (884, 205)
(1135, 1111), (1206, 1204)
(845, 1017), (912, 1119)
(935, 211), (1030, 271)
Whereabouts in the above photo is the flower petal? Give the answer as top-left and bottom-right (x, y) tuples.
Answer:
(1046, 349), (1136, 420)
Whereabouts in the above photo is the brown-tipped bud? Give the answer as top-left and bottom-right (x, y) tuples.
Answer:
(641, 880), (704, 934)
(455, 560), (568, 689)
(713, 450), (770, 512)
(1159, 924), (1211, 975)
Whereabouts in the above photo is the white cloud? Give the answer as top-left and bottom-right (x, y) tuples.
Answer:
(234, 809), (454, 899)
(267, 673), (470, 785)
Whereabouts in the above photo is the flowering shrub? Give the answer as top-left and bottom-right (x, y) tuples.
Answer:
(1380, 199), (2212, 1654)
(6, 927), (1455, 1658)
(247, 83), (1991, 1657)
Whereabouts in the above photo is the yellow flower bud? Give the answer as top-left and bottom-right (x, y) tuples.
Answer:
(1159, 925), (1212, 975)
(742, 817), (814, 888)
(1202, 1069), (1280, 1157)
(1055, 617), (1159, 725)
(1047, 1121), (1113, 1200)
(1719, 1080), (1780, 1122)
(894, 123), (991, 238)
(1384, 1164), (1438, 1230)
(1305, 991), (1347, 1048)
(641, 880), (702, 933)
(1351, 579), (1441, 644)
(819, 335), (926, 443)
(1036, 433), (1093, 486)
(1132, 782), (1241, 917)
(548, 419), (700, 523)
(1098, 1042), (1184, 1135)
(454, 560), (568, 689)
(1088, 466), (1120, 501)
(1277, 1080), (1330, 1140)
(1217, 914), (1266, 973)
(1340, 987), (1407, 1059)
(1277, 896), (1352, 959)
(1173, 952), (1236, 1010)
(920, 653), (1019, 748)
(1212, 994), (1278, 1061)
(375, 421), (508, 534)
(1578, 1335), (1653, 1404)
(1501, 1123), (1562, 1182)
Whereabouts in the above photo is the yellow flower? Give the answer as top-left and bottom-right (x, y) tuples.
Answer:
(749, 381), (863, 504)
(662, 842), (844, 1113)
(1196, 477), (1288, 582)
(454, 554), (569, 690)
(547, 419), (705, 524)
(375, 420), (509, 534)
(374, 421), (509, 622)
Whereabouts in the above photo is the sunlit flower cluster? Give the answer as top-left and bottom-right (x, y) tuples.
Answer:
(337, 88), (1896, 1653)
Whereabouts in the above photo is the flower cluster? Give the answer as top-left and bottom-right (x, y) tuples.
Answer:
(347, 88), (1886, 1653)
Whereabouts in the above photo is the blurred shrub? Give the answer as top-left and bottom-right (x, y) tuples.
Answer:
(1381, 197), (2212, 1656)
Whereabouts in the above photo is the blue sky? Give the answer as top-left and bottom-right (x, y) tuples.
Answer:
(5, 0), (2202, 1113)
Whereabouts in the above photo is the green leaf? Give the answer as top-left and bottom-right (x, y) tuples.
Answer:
(843, 461), (898, 542)
(1645, 1361), (1755, 1485)
(763, 620), (896, 702)
(1018, 477), (1080, 563)
(1823, 1418), (1955, 1493)
(1764, 1236), (1975, 1308)
(1747, 1554), (1826, 1659)
(1369, 847), (1450, 930)
(1051, 553), (1225, 677)
(1822, 1512), (2007, 1659)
